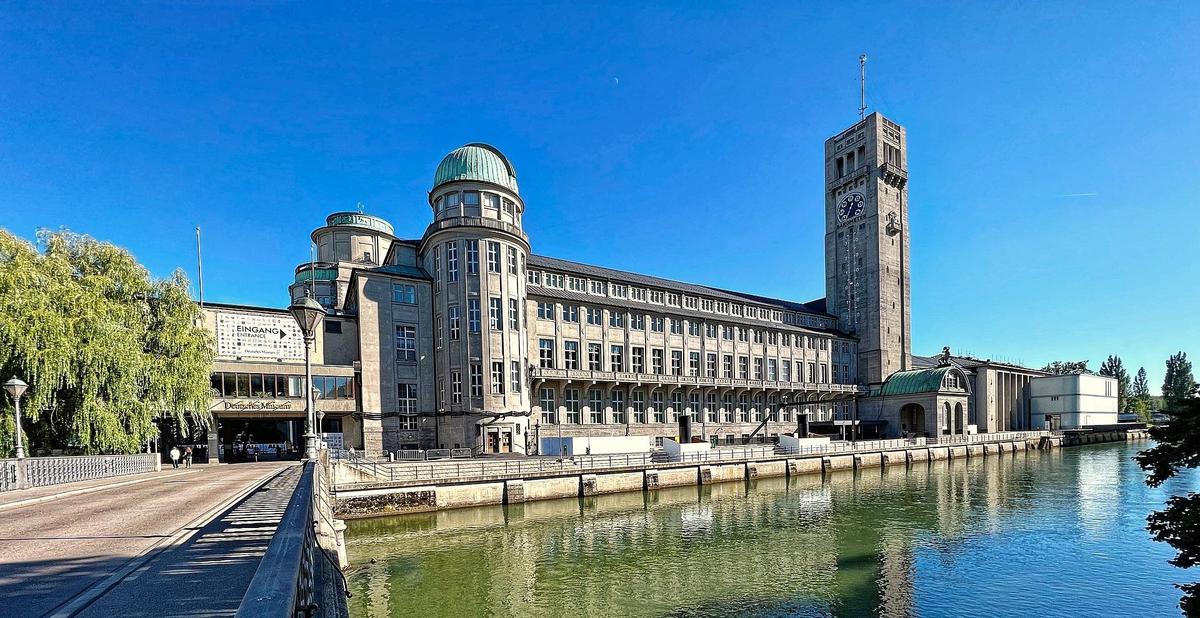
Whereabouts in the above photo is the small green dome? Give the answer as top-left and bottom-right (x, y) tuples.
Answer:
(432, 143), (519, 194)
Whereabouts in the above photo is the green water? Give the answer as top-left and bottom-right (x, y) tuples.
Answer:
(345, 442), (1197, 617)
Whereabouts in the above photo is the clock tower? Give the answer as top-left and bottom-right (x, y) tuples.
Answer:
(824, 112), (911, 387)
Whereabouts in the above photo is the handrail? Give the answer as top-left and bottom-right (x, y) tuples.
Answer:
(236, 462), (316, 618)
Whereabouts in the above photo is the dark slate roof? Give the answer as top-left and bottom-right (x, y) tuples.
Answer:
(913, 354), (1047, 375)
(527, 254), (834, 318)
(366, 263), (432, 280)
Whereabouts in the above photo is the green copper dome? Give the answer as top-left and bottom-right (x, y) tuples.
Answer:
(432, 143), (519, 194)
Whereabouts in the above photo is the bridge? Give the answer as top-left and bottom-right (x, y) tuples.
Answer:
(0, 456), (348, 618)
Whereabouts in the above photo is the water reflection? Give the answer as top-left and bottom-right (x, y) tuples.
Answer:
(347, 442), (1194, 617)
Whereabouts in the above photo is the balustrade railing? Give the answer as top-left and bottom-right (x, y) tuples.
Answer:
(237, 462), (317, 618)
(0, 453), (157, 492)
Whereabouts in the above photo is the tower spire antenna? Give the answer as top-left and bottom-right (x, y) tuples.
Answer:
(859, 54), (868, 120)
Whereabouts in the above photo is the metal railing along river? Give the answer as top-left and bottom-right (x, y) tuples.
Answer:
(337, 432), (1051, 487)
(0, 453), (157, 492)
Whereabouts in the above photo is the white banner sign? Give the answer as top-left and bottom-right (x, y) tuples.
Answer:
(216, 311), (306, 362)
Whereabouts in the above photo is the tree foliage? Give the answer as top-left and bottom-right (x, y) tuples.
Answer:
(1040, 360), (1090, 375)
(1164, 352), (1199, 415)
(1099, 355), (1130, 412)
(1132, 367), (1154, 421)
(1139, 397), (1200, 614)
(0, 228), (213, 455)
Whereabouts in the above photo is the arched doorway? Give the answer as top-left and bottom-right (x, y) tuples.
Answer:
(900, 403), (926, 437)
(943, 402), (953, 435)
(955, 402), (966, 435)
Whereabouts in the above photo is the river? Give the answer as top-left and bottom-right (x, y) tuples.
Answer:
(344, 441), (1196, 617)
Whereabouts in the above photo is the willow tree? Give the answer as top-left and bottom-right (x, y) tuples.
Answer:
(0, 228), (213, 455)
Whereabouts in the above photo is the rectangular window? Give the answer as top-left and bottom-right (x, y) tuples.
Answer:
(468, 299), (481, 333)
(397, 384), (417, 413)
(507, 246), (518, 274)
(689, 352), (700, 377)
(754, 358), (763, 380)
(723, 354), (733, 378)
(510, 361), (522, 393)
(706, 353), (717, 377)
(483, 192), (500, 211)
(489, 297), (503, 330)
(509, 298), (519, 330)
(565, 389), (581, 423)
(808, 362), (816, 383)
(671, 392), (684, 422)
(821, 364), (828, 384)
(688, 321), (701, 336)
(539, 339), (555, 368)
(562, 305), (579, 322)
(670, 319), (683, 335)
(433, 249), (441, 288)
(392, 283), (416, 304)
(671, 351), (683, 376)
(487, 241), (501, 273)
(540, 388), (556, 424)
(588, 343), (602, 370)
(739, 356), (749, 380)
(586, 307), (602, 325)
(706, 393), (718, 423)
(469, 364), (482, 397)
(610, 345), (625, 372)
(652, 348), (664, 374)
(537, 302), (554, 320)
(463, 191), (480, 206)
(768, 358), (778, 381)
(446, 242), (459, 282)
(705, 323), (718, 338)
(588, 389), (603, 423)
(611, 389), (626, 424)
(564, 341), (579, 369)
(632, 347), (645, 373)
(448, 306), (460, 340)
(466, 239), (479, 274)
(609, 311), (625, 328)
(651, 316), (664, 332)
(632, 391), (646, 423)
(630, 314), (645, 330)
(688, 393), (700, 420)
(394, 325), (416, 362)
(782, 360), (791, 382)
(491, 362), (504, 394)
(451, 371), (462, 404)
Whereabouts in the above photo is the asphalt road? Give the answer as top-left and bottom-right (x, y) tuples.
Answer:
(0, 462), (294, 618)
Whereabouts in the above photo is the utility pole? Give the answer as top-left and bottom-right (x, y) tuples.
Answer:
(195, 226), (204, 307)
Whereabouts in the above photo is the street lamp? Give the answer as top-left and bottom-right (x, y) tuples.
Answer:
(4, 377), (28, 459)
(289, 297), (325, 460)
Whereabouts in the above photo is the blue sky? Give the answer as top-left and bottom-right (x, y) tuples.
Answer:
(2, 2), (1197, 392)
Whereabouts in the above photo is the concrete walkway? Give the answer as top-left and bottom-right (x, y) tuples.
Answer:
(0, 462), (296, 618)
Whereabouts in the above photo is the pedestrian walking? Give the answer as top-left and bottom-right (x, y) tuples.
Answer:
(183, 446), (193, 468)
(169, 446), (180, 469)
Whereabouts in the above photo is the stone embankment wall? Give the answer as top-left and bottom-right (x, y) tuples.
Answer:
(333, 429), (1150, 518)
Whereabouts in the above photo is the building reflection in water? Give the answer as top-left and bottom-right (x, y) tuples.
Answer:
(346, 448), (1093, 617)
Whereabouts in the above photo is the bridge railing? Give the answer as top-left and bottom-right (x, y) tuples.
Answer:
(237, 461), (317, 618)
(0, 453), (157, 492)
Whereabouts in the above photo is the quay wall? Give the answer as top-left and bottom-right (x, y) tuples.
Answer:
(334, 429), (1145, 518)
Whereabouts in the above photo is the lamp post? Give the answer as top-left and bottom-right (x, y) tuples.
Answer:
(289, 297), (325, 461)
(4, 377), (28, 459)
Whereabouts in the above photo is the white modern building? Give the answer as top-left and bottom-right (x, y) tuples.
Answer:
(1030, 374), (1119, 429)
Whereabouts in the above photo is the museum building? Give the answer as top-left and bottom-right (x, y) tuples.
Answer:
(201, 113), (1040, 458)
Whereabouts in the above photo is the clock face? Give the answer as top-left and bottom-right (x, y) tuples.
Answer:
(837, 192), (865, 223)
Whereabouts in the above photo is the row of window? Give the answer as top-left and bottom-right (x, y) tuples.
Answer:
(434, 190), (518, 219)
(438, 296), (521, 342)
(535, 301), (849, 352)
(437, 360), (524, 405)
(536, 339), (854, 384)
(527, 269), (836, 330)
(433, 240), (521, 284)
(535, 387), (851, 425)
(210, 372), (355, 400)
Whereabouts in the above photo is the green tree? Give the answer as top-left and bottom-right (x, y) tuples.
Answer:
(0, 228), (213, 455)
(1041, 360), (1090, 375)
(1099, 355), (1130, 412)
(1164, 352), (1199, 415)
(1132, 367), (1153, 421)
(1138, 397), (1200, 614)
